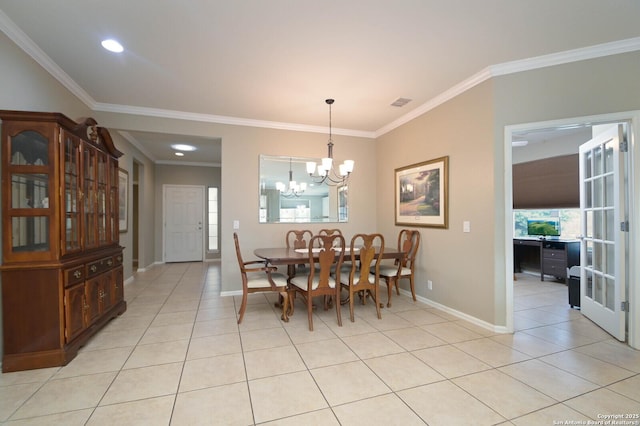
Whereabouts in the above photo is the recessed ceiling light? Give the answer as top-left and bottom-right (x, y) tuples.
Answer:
(174, 152), (185, 157)
(101, 39), (124, 53)
(171, 144), (197, 152)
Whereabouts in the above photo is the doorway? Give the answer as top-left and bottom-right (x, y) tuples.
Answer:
(163, 184), (205, 262)
(505, 111), (639, 349)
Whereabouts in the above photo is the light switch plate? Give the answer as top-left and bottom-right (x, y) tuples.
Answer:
(463, 221), (471, 233)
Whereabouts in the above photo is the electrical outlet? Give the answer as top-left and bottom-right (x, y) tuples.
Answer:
(233, 220), (240, 230)
(428, 280), (433, 290)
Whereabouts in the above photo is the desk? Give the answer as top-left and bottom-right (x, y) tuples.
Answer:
(514, 238), (580, 282)
(254, 246), (406, 306)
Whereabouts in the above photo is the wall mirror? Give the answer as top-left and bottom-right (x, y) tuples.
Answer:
(259, 155), (348, 223)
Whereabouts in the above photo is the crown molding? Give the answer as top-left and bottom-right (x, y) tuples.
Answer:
(375, 67), (494, 137)
(376, 36), (640, 137)
(155, 160), (221, 167)
(95, 102), (374, 138)
(118, 131), (157, 162)
(491, 36), (640, 77)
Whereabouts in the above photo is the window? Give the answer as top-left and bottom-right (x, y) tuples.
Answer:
(514, 209), (581, 239)
(207, 187), (218, 251)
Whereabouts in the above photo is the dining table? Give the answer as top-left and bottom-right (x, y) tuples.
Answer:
(254, 246), (406, 307)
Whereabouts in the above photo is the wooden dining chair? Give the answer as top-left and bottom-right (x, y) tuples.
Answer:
(285, 229), (313, 277)
(375, 229), (420, 307)
(288, 234), (345, 331)
(319, 228), (342, 237)
(234, 232), (290, 324)
(319, 228), (348, 271)
(339, 233), (385, 322)
(285, 229), (313, 250)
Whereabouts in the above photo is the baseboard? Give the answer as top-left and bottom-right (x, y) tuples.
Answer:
(400, 289), (510, 334)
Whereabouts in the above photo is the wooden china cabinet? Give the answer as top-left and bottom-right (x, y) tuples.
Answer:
(0, 110), (126, 372)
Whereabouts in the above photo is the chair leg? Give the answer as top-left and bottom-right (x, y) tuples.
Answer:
(387, 278), (395, 307)
(287, 288), (296, 316)
(349, 287), (355, 322)
(336, 287), (343, 326)
(395, 281), (400, 295)
(409, 276), (416, 301)
(237, 291), (248, 324)
(374, 285), (381, 319)
(280, 291), (290, 322)
(307, 294), (314, 331)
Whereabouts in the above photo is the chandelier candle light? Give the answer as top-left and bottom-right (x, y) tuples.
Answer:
(276, 158), (306, 198)
(306, 99), (354, 186)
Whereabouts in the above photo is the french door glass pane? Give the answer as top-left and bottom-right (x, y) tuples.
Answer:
(594, 146), (602, 175)
(593, 273), (602, 304)
(605, 277), (615, 310)
(585, 269), (593, 298)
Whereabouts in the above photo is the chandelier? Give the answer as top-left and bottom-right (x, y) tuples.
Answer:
(276, 157), (306, 198)
(306, 99), (354, 186)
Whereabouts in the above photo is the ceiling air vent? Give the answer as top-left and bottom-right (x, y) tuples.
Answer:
(391, 98), (412, 107)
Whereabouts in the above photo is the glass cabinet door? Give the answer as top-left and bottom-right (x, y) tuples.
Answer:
(97, 151), (107, 245)
(5, 126), (54, 258)
(83, 144), (98, 249)
(108, 158), (119, 241)
(63, 131), (82, 254)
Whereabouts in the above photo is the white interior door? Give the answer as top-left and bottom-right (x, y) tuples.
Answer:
(164, 185), (204, 262)
(579, 124), (627, 341)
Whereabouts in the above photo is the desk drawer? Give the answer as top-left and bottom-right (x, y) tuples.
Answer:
(543, 249), (565, 260)
(542, 259), (567, 278)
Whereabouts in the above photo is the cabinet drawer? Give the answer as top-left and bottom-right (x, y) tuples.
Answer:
(543, 249), (565, 260)
(542, 259), (567, 277)
(86, 257), (114, 278)
(64, 266), (85, 287)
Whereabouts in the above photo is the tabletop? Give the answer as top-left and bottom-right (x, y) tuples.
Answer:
(254, 246), (404, 266)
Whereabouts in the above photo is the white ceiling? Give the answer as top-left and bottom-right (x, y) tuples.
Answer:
(1, 1), (640, 164)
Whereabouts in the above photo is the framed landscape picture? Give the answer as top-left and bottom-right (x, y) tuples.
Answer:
(118, 168), (128, 232)
(395, 156), (449, 228)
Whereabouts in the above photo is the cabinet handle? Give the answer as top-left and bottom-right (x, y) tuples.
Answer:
(73, 270), (82, 279)
(117, 256), (122, 262)
(107, 259), (113, 266)
(90, 265), (97, 272)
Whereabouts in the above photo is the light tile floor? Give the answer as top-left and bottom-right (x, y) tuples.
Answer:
(1, 264), (639, 425)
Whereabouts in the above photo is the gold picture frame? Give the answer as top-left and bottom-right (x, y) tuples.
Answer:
(395, 156), (449, 228)
(118, 168), (128, 232)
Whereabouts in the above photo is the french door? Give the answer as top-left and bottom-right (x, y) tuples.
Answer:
(579, 124), (627, 341)
(164, 185), (204, 262)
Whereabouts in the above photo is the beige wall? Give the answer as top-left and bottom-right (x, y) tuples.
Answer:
(220, 126), (378, 293)
(376, 81), (497, 324)
(373, 51), (640, 327)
